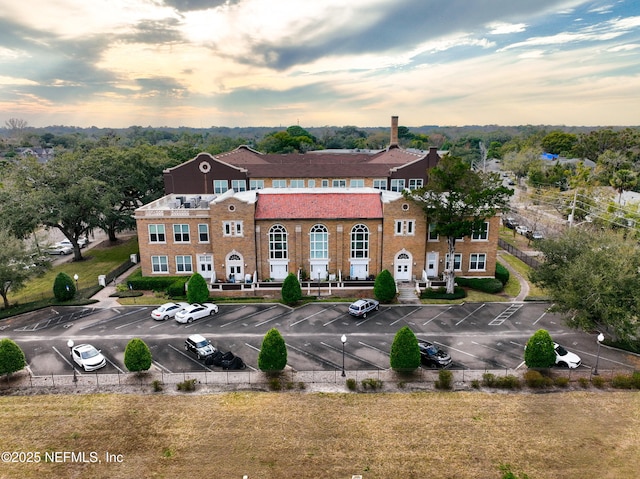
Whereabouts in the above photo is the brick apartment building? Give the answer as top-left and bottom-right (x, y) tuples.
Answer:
(134, 117), (500, 284)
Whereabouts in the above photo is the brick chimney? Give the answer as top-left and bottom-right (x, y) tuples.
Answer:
(390, 115), (399, 147)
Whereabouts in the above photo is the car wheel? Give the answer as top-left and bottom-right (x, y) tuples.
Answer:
(375, 305), (379, 311)
(187, 317), (193, 323)
(209, 310), (214, 316)
(163, 315), (169, 321)
(363, 312), (367, 318)
(197, 354), (201, 360)
(184, 345), (189, 351)
(557, 361), (567, 368)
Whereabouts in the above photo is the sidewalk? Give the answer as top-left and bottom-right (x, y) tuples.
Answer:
(90, 283), (123, 309)
(497, 251), (530, 302)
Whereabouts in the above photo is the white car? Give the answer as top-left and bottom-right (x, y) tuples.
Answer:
(151, 302), (189, 321)
(554, 342), (581, 368)
(46, 244), (73, 255)
(175, 303), (219, 323)
(515, 225), (530, 235)
(71, 344), (106, 372)
(56, 237), (89, 249)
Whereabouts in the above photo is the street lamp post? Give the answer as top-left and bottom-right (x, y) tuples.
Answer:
(67, 339), (77, 383)
(317, 271), (321, 298)
(73, 274), (79, 292)
(594, 333), (605, 376)
(341, 334), (347, 377)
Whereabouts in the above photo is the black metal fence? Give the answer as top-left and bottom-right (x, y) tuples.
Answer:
(498, 239), (541, 269)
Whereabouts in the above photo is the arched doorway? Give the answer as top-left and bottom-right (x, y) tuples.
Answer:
(394, 249), (412, 281)
(226, 251), (244, 283)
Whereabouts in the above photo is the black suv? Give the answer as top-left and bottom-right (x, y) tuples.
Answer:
(418, 340), (452, 368)
(184, 334), (217, 359)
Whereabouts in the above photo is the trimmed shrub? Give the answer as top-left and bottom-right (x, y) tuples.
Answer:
(420, 286), (466, 300)
(361, 378), (383, 390)
(389, 326), (420, 372)
(53, 272), (76, 301)
(553, 376), (570, 388)
(524, 370), (553, 388)
(578, 377), (590, 388)
(495, 262), (510, 285)
(187, 273), (210, 304)
(611, 374), (635, 389)
(455, 277), (504, 294)
(124, 338), (152, 373)
(524, 329), (556, 369)
(151, 380), (163, 392)
(482, 373), (497, 387)
(592, 376), (606, 388)
(346, 378), (357, 391)
(435, 369), (453, 390)
(374, 269), (396, 303)
(495, 375), (521, 389)
(0, 338), (26, 376)
(167, 279), (187, 298)
(281, 273), (302, 304)
(258, 328), (287, 373)
(176, 378), (197, 392)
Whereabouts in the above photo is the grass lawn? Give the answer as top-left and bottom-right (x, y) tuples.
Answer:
(0, 391), (638, 479)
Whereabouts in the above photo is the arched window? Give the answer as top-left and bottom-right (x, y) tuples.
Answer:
(350, 224), (369, 258)
(228, 253), (241, 261)
(310, 224), (328, 259)
(269, 224), (287, 259)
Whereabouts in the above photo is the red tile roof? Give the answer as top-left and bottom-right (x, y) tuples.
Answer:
(255, 192), (383, 219)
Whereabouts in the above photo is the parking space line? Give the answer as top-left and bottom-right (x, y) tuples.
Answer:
(286, 343), (340, 369)
(320, 342), (383, 369)
(423, 306), (453, 325)
(390, 307), (421, 326)
(106, 358), (124, 373)
(455, 304), (486, 326)
(167, 344), (213, 371)
(78, 307), (148, 330)
(291, 305), (338, 326)
(532, 309), (548, 325)
(489, 304), (522, 326)
(52, 345), (77, 371)
(358, 341), (390, 358)
(152, 360), (172, 373)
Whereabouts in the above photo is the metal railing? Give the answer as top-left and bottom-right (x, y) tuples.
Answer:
(498, 239), (541, 269)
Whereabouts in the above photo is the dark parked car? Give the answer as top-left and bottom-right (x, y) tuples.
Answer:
(418, 340), (452, 368)
(204, 350), (246, 369)
(184, 334), (217, 359)
(503, 217), (519, 229)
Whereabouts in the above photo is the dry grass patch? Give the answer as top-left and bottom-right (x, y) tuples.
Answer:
(0, 391), (639, 478)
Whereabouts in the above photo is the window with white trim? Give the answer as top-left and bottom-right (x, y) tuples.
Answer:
(444, 253), (462, 271)
(394, 219), (416, 236)
(151, 256), (169, 273)
(231, 179), (246, 192)
(469, 253), (486, 271)
(350, 179), (364, 188)
(310, 224), (328, 259)
(269, 224), (288, 259)
(471, 222), (489, 240)
(176, 255), (193, 273)
(308, 179), (315, 187)
(373, 179), (387, 190)
(350, 224), (369, 258)
(223, 221), (243, 236)
(290, 179), (305, 188)
(408, 178), (423, 190)
(390, 179), (405, 192)
(149, 224), (165, 243)
(427, 223), (439, 241)
(321, 179), (329, 188)
(249, 179), (264, 190)
(213, 180), (229, 194)
(198, 224), (209, 243)
(272, 179), (286, 188)
(332, 179), (346, 188)
(173, 224), (190, 242)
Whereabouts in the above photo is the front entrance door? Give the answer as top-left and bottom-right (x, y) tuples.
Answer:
(426, 252), (438, 278)
(198, 254), (213, 280)
(310, 263), (328, 281)
(269, 261), (288, 281)
(226, 252), (243, 282)
(394, 250), (412, 281)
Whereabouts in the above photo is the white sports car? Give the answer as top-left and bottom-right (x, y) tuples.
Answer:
(175, 303), (219, 324)
(151, 302), (189, 321)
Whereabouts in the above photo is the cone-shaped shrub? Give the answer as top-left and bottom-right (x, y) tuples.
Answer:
(374, 269), (396, 303)
(524, 329), (556, 368)
(281, 273), (302, 305)
(258, 328), (287, 373)
(124, 338), (152, 372)
(53, 272), (76, 301)
(187, 273), (209, 304)
(0, 338), (26, 376)
(389, 326), (420, 372)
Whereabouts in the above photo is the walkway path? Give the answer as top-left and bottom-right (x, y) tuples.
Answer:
(497, 251), (530, 302)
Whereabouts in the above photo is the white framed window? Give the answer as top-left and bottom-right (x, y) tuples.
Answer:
(231, 179), (246, 192)
(148, 224), (165, 243)
(428, 223), (439, 241)
(471, 222), (489, 240)
(151, 256), (169, 273)
(272, 179), (287, 188)
(350, 179), (364, 188)
(173, 224), (190, 243)
(373, 179), (387, 190)
(290, 179), (305, 188)
(250, 179), (264, 190)
(332, 179), (346, 188)
(321, 179), (329, 188)
(269, 224), (288, 259)
(469, 253), (487, 271)
(394, 219), (416, 236)
(198, 224), (209, 243)
(308, 179), (316, 187)
(213, 180), (229, 194)
(445, 253), (462, 271)
(310, 224), (328, 259)
(176, 255), (193, 273)
(390, 179), (405, 192)
(350, 224), (369, 258)
(223, 221), (243, 236)
(408, 178), (423, 190)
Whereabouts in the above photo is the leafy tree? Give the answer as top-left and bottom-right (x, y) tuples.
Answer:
(258, 328), (287, 374)
(53, 272), (76, 301)
(541, 131), (577, 155)
(530, 228), (640, 341)
(187, 273), (210, 304)
(124, 338), (152, 373)
(389, 326), (420, 372)
(610, 169), (638, 204)
(0, 229), (48, 309)
(281, 273), (302, 304)
(0, 338), (26, 376)
(524, 329), (556, 368)
(406, 155), (512, 293)
(373, 269), (396, 303)
(502, 147), (543, 181)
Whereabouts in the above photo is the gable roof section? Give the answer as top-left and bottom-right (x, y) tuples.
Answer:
(255, 192), (383, 219)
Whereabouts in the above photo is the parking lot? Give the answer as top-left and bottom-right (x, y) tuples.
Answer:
(3, 302), (637, 377)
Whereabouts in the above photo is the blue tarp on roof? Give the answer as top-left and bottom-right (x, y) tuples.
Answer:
(541, 153), (559, 160)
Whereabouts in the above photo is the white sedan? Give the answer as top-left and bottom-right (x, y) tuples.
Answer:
(151, 302), (189, 321)
(175, 303), (219, 323)
(71, 344), (106, 372)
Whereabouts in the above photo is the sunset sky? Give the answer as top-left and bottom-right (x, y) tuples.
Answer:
(0, 0), (638, 128)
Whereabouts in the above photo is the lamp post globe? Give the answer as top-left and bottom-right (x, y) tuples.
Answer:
(594, 333), (605, 376)
(341, 334), (347, 377)
(67, 339), (77, 382)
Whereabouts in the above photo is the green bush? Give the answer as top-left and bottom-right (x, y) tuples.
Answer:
(420, 286), (466, 300)
(481, 373), (497, 387)
(578, 377), (590, 388)
(389, 326), (420, 372)
(187, 273), (209, 304)
(592, 376), (606, 388)
(455, 277), (504, 294)
(524, 329), (556, 369)
(176, 378), (197, 392)
(167, 279), (187, 298)
(495, 262), (510, 285)
(611, 374), (636, 389)
(346, 378), (357, 391)
(151, 379), (163, 392)
(0, 338), (26, 376)
(471, 379), (481, 389)
(53, 272), (76, 301)
(553, 376), (570, 388)
(495, 375), (521, 389)
(124, 338), (152, 373)
(435, 369), (453, 390)
(524, 370), (553, 388)
(258, 328), (287, 373)
(373, 269), (396, 303)
(281, 273), (302, 304)
(361, 378), (383, 390)
(268, 377), (282, 391)
(124, 269), (183, 292)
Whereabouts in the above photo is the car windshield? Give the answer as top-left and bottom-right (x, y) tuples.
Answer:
(81, 348), (99, 359)
(556, 345), (568, 355)
(425, 345), (438, 355)
(195, 341), (207, 348)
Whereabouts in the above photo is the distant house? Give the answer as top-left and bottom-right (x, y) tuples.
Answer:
(16, 147), (55, 163)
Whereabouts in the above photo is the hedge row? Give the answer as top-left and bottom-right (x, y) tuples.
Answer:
(420, 286), (466, 300)
(455, 277), (504, 294)
(125, 269), (187, 297)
